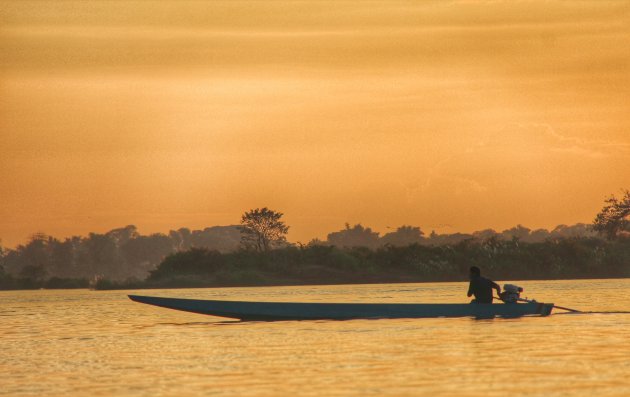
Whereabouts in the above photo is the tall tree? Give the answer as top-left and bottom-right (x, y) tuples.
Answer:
(106, 225), (139, 246)
(0, 239), (5, 276)
(84, 233), (119, 278)
(16, 233), (51, 272)
(121, 233), (175, 278)
(239, 208), (289, 252)
(49, 238), (75, 278)
(593, 190), (630, 240)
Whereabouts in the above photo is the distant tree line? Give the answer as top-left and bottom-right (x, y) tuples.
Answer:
(0, 222), (602, 287)
(1, 191), (629, 290)
(109, 201), (629, 288)
(0, 225), (240, 289)
(316, 222), (598, 249)
(132, 236), (629, 290)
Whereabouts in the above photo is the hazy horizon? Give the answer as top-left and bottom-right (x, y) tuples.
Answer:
(2, 1), (629, 248)
(0, 219), (597, 250)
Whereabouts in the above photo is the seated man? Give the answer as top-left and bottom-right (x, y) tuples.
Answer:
(467, 266), (500, 304)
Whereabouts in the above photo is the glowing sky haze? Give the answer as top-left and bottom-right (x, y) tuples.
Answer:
(1, 1), (629, 246)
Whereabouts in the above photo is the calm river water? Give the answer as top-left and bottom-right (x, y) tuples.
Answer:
(1, 279), (630, 396)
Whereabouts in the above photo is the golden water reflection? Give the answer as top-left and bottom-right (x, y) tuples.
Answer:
(1, 279), (629, 396)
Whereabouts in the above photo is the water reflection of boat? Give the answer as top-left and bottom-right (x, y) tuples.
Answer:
(128, 295), (554, 320)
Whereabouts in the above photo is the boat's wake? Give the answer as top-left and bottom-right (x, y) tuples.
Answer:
(134, 320), (242, 329)
(554, 311), (630, 315)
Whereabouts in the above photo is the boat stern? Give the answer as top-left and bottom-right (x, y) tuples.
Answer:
(538, 303), (554, 316)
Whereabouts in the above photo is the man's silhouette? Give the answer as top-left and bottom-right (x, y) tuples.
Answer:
(467, 266), (500, 304)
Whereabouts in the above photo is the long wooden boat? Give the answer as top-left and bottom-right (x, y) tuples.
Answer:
(128, 295), (554, 320)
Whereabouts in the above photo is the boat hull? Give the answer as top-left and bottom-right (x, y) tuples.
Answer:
(128, 295), (554, 320)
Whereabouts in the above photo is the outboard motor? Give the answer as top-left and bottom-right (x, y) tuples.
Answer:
(500, 284), (523, 303)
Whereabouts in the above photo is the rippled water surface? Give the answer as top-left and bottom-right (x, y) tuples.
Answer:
(1, 279), (630, 396)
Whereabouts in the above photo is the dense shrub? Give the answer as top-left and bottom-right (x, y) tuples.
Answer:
(99, 237), (630, 289)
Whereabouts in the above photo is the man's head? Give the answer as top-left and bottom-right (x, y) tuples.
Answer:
(469, 266), (481, 279)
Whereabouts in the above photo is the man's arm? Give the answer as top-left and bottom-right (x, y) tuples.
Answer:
(492, 281), (501, 297)
(467, 281), (474, 297)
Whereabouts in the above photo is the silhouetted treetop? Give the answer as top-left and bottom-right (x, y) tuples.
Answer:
(381, 225), (424, 247)
(327, 223), (380, 249)
(239, 208), (289, 252)
(594, 190), (630, 240)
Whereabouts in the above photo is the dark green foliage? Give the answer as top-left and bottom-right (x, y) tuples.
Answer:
(44, 277), (90, 289)
(99, 238), (630, 290)
(0, 271), (88, 290)
(7, 234), (630, 290)
(0, 270), (16, 289)
(93, 277), (146, 290)
(19, 265), (47, 281)
(148, 248), (225, 280)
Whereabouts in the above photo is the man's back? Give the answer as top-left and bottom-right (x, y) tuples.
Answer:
(468, 275), (498, 304)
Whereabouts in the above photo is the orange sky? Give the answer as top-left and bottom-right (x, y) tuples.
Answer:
(1, 1), (629, 247)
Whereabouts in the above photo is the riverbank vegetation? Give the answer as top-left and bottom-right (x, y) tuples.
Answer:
(1, 193), (629, 290)
(95, 236), (630, 290)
